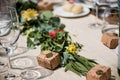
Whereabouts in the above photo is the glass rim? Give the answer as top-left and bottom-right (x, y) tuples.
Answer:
(0, 6), (18, 29)
(0, 6), (16, 12)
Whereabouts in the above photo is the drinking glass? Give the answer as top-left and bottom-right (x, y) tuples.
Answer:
(0, 6), (26, 79)
(0, 6), (27, 57)
(102, 8), (119, 34)
(8, 6), (28, 57)
(85, 0), (110, 29)
(84, 0), (100, 28)
(0, 10), (15, 79)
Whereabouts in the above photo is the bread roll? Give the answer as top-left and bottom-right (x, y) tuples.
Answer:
(72, 5), (83, 14)
(63, 3), (74, 12)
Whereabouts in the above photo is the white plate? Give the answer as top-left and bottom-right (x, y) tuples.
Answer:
(10, 56), (37, 69)
(53, 4), (90, 18)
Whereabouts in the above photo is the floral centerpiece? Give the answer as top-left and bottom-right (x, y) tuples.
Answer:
(16, 0), (97, 76)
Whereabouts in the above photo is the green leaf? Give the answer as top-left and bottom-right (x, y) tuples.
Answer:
(34, 32), (42, 39)
(75, 61), (88, 72)
(49, 17), (60, 24)
(41, 11), (53, 20)
(20, 16), (26, 24)
(65, 61), (81, 76)
(25, 27), (35, 37)
(34, 38), (40, 45)
(61, 52), (75, 66)
(73, 54), (96, 70)
(40, 23), (54, 32)
(27, 37), (36, 49)
(57, 33), (64, 40)
(65, 61), (71, 72)
(58, 23), (65, 30)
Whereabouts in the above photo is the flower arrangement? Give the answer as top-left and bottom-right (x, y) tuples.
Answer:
(16, 0), (97, 76)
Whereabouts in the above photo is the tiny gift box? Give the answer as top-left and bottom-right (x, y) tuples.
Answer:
(101, 33), (119, 49)
(37, 1), (53, 10)
(37, 50), (61, 70)
(86, 65), (111, 80)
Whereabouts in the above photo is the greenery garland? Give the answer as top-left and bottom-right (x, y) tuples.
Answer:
(16, 0), (97, 76)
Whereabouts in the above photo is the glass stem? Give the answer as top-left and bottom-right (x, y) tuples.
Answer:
(5, 47), (13, 72)
(95, 2), (99, 24)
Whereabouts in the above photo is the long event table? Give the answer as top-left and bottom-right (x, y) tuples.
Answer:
(0, 14), (119, 80)
(14, 13), (119, 80)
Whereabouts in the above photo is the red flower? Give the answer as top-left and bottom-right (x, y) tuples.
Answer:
(49, 31), (56, 37)
(49, 30), (64, 38)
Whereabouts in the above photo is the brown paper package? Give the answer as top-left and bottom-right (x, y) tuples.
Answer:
(37, 50), (61, 70)
(101, 33), (119, 49)
(37, 1), (53, 10)
(86, 65), (111, 80)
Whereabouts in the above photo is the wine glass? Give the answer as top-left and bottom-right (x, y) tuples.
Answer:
(0, 7), (18, 79)
(85, 0), (110, 29)
(84, 0), (101, 29)
(102, 8), (119, 36)
(0, 6), (28, 57)
(0, 6), (26, 79)
(8, 6), (28, 57)
(0, 7), (11, 76)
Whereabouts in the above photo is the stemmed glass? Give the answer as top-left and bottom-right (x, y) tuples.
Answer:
(8, 6), (28, 57)
(102, 8), (119, 36)
(0, 6), (27, 57)
(84, 0), (101, 29)
(86, 0), (110, 29)
(0, 19), (18, 80)
(0, 6), (26, 79)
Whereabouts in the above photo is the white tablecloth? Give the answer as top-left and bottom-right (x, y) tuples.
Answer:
(0, 14), (119, 80)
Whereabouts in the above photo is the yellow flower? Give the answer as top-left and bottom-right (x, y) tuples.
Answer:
(67, 43), (77, 54)
(22, 9), (39, 21)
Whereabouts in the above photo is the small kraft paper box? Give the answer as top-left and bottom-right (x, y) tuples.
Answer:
(37, 1), (53, 10)
(86, 65), (111, 80)
(101, 33), (119, 49)
(37, 50), (61, 70)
